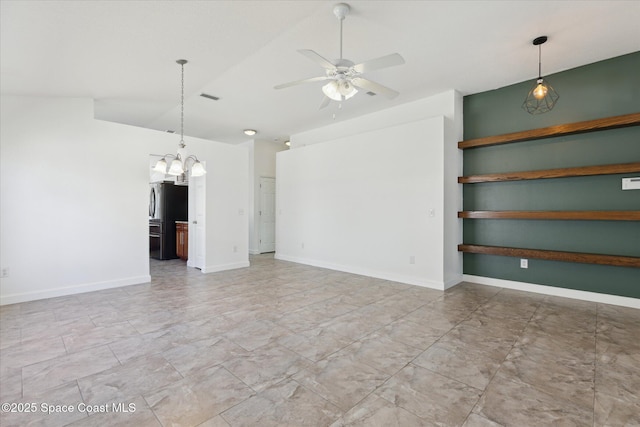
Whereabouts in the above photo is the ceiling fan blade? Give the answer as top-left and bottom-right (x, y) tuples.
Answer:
(319, 96), (331, 110)
(274, 75), (330, 90)
(352, 53), (405, 73)
(298, 49), (336, 70)
(351, 77), (399, 99)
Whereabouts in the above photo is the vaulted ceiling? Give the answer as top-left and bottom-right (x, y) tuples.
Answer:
(2, 1), (639, 144)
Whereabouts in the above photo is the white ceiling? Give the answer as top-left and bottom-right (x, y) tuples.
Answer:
(2, 1), (639, 144)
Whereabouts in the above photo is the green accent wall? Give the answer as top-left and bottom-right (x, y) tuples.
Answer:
(462, 52), (640, 299)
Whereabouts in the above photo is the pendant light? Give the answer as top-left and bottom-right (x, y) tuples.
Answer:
(153, 59), (207, 177)
(522, 36), (559, 115)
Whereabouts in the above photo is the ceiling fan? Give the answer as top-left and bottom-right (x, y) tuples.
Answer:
(274, 2), (405, 108)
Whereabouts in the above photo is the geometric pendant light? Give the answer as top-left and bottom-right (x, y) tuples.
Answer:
(522, 36), (559, 114)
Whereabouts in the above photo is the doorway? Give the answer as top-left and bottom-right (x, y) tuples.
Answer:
(148, 154), (205, 270)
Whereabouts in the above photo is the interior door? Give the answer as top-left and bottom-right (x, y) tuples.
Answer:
(259, 177), (276, 253)
(188, 172), (206, 269)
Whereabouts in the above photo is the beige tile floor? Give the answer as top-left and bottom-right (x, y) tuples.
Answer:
(1, 254), (638, 426)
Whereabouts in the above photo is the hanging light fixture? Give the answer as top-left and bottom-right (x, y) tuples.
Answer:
(522, 36), (559, 114)
(154, 59), (207, 177)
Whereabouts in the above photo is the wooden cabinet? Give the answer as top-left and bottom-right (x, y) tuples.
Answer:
(176, 222), (188, 261)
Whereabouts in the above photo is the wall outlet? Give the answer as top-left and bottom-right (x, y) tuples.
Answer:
(301, 242), (305, 249)
(409, 256), (415, 265)
(1, 268), (8, 278)
(233, 245), (238, 253)
(520, 259), (528, 269)
(429, 209), (435, 217)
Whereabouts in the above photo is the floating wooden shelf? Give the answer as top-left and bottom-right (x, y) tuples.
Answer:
(458, 211), (640, 221)
(458, 112), (640, 149)
(459, 162), (640, 184)
(458, 244), (640, 268)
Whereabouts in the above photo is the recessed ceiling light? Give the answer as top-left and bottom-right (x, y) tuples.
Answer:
(244, 129), (257, 136)
(284, 141), (291, 147)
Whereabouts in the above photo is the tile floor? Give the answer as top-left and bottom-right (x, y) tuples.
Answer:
(1, 254), (638, 426)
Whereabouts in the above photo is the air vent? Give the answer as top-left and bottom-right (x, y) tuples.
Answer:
(165, 130), (176, 133)
(200, 93), (220, 101)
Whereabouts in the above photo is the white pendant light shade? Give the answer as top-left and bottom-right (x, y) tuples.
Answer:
(322, 81), (341, 101)
(190, 160), (206, 177)
(168, 158), (184, 176)
(339, 80), (357, 99)
(153, 158), (167, 173)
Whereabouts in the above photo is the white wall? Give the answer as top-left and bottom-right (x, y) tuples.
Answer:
(277, 90), (463, 289)
(202, 141), (249, 272)
(0, 95), (248, 304)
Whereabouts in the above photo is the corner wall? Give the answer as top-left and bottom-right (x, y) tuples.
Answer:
(276, 91), (463, 289)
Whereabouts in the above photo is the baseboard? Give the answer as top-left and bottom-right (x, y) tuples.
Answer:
(0, 275), (151, 306)
(202, 261), (250, 274)
(463, 274), (640, 309)
(249, 249), (261, 255)
(444, 275), (463, 290)
(275, 253), (446, 290)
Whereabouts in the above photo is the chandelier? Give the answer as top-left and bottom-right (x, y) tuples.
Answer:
(154, 59), (206, 177)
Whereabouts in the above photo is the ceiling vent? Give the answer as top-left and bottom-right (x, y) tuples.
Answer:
(200, 93), (220, 101)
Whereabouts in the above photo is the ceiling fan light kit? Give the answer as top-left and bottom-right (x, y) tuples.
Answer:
(522, 36), (559, 115)
(274, 2), (405, 107)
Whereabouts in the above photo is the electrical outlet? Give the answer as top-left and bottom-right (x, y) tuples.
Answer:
(233, 246), (238, 253)
(520, 259), (528, 269)
(301, 242), (305, 249)
(409, 256), (415, 265)
(1, 268), (8, 278)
